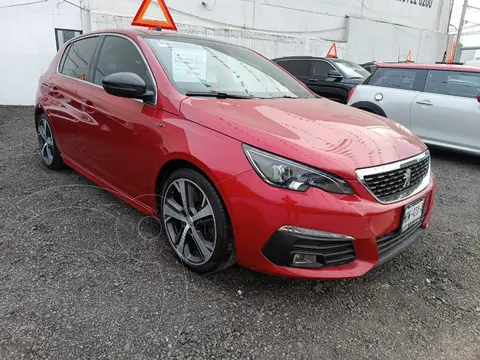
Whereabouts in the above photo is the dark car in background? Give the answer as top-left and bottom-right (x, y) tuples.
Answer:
(272, 56), (370, 104)
(360, 61), (378, 74)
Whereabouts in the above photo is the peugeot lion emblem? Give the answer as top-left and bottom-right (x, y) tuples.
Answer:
(403, 168), (412, 189)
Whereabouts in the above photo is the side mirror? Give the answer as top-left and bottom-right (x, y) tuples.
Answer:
(478, 93), (480, 103)
(102, 72), (154, 102)
(327, 69), (343, 79)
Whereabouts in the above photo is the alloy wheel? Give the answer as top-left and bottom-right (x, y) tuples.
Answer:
(162, 178), (216, 266)
(38, 118), (55, 166)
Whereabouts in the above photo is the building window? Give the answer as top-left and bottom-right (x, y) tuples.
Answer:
(55, 28), (82, 50)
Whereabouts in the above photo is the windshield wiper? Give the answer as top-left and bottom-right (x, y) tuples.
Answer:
(185, 91), (253, 99)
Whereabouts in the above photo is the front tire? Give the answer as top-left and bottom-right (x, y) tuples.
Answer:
(159, 168), (235, 274)
(37, 113), (65, 170)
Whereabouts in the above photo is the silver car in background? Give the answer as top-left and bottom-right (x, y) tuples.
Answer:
(348, 63), (480, 156)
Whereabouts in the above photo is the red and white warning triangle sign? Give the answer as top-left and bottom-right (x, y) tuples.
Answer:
(132, 0), (177, 31)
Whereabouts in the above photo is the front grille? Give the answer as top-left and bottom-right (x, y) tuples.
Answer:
(356, 152), (430, 203)
(292, 238), (356, 267)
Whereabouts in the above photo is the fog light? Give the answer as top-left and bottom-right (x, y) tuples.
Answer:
(292, 254), (317, 265)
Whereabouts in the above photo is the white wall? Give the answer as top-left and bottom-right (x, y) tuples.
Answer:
(361, 0), (451, 33)
(91, 14), (347, 59)
(90, 0), (451, 34)
(346, 17), (449, 63)
(0, 0), (82, 105)
(89, 0), (451, 61)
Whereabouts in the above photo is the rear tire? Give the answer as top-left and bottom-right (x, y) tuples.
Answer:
(159, 168), (235, 274)
(37, 113), (65, 170)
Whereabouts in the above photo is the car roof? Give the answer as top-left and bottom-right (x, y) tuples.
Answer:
(272, 56), (335, 61)
(377, 62), (480, 72)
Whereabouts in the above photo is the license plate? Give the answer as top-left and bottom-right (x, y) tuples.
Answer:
(401, 197), (426, 233)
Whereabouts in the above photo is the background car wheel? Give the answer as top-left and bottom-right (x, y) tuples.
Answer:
(160, 168), (235, 274)
(359, 107), (378, 115)
(37, 114), (65, 170)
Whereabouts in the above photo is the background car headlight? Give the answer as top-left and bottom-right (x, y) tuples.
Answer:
(242, 144), (353, 194)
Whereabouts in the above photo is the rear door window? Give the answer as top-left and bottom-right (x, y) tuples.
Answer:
(59, 36), (100, 81)
(285, 60), (312, 77)
(93, 35), (154, 90)
(369, 68), (418, 91)
(424, 70), (480, 99)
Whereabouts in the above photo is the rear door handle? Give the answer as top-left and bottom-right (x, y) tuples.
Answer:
(416, 100), (433, 106)
(308, 78), (319, 82)
(84, 100), (96, 114)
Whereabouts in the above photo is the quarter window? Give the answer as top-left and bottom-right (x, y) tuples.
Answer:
(60, 36), (99, 81)
(94, 36), (154, 90)
(285, 60), (311, 77)
(369, 68), (417, 90)
(424, 70), (480, 98)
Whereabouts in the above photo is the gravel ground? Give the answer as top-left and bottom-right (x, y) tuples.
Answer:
(0, 105), (479, 360)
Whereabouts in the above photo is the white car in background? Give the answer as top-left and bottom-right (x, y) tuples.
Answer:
(348, 63), (480, 156)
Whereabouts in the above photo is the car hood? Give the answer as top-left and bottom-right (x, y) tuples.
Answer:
(179, 98), (427, 179)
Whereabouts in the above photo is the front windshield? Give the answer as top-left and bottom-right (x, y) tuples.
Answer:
(144, 36), (315, 99)
(332, 60), (370, 79)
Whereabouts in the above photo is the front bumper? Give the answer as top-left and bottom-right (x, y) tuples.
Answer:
(218, 169), (436, 279)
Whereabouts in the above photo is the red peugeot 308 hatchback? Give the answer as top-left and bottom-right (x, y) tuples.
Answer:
(35, 29), (436, 279)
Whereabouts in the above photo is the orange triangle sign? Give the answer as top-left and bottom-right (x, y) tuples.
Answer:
(131, 0), (177, 31)
(405, 50), (412, 62)
(326, 43), (338, 58)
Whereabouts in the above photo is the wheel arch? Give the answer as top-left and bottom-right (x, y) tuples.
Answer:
(34, 105), (65, 155)
(34, 106), (46, 126)
(350, 101), (387, 117)
(155, 157), (212, 194)
(153, 155), (237, 253)
(153, 154), (231, 215)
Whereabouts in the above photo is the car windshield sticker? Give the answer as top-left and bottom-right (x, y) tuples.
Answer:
(172, 48), (207, 83)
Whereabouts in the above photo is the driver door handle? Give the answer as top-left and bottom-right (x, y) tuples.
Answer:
(308, 78), (319, 82)
(416, 99), (433, 106)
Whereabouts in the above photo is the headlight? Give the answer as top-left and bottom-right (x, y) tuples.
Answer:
(242, 144), (353, 194)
